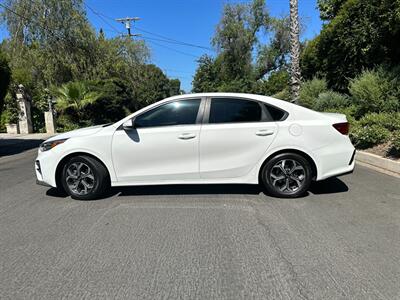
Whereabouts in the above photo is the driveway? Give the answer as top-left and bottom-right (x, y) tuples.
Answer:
(0, 149), (399, 299)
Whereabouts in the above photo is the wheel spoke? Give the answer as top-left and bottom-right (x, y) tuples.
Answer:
(271, 173), (285, 185)
(290, 176), (302, 189)
(82, 173), (94, 181)
(66, 168), (77, 179)
(81, 178), (94, 189)
(80, 181), (88, 194)
(76, 162), (84, 176)
(279, 178), (290, 192)
(279, 160), (286, 173)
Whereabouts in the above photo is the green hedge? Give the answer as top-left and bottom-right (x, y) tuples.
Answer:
(392, 131), (400, 152)
(350, 124), (391, 149)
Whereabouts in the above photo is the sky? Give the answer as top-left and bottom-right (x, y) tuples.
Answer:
(0, 0), (323, 92)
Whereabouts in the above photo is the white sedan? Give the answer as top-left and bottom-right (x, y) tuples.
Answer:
(35, 93), (355, 199)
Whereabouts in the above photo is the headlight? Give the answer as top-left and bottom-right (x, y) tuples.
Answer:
(39, 139), (68, 152)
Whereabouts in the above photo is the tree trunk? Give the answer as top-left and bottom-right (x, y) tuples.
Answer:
(289, 0), (301, 104)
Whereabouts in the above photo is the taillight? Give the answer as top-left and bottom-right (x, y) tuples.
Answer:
(333, 122), (349, 135)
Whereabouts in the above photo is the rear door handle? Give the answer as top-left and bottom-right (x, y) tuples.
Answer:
(256, 130), (274, 136)
(178, 133), (196, 140)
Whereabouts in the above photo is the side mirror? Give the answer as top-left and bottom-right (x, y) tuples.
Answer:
(122, 119), (135, 130)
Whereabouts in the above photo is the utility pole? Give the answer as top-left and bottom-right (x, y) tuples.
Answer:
(115, 17), (141, 37)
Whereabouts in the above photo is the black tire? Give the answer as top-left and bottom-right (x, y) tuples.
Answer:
(61, 155), (109, 200)
(261, 153), (312, 198)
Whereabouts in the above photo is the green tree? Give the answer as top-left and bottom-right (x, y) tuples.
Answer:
(256, 17), (290, 80)
(1, 0), (98, 86)
(317, 0), (348, 20)
(192, 55), (220, 93)
(255, 69), (290, 96)
(0, 49), (11, 114)
(212, 0), (270, 82)
(135, 64), (181, 106)
(305, 0), (400, 91)
(86, 78), (137, 124)
(193, 0), (291, 94)
(300, 37), (323, 80)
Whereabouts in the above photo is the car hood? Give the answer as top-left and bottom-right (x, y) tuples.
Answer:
(45, 124), (106, 142)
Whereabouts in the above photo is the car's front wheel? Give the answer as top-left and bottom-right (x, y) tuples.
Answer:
(261, 153), (312, 198)
(61, 155), (109, 200)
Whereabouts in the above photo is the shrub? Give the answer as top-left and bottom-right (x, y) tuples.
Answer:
(1, 92), (19, 126)
(299, 78), (328, 108)
(358, 113), (400, 132)
(314, 91), (350, 111)
(349, 69), (400, 117)
(272, 88), (290, 102)
(56, 115), (80, 133)
(350, 124), (391, 149)
(392, 131), (400, 152)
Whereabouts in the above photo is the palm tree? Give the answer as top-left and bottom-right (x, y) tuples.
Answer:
(55, 81), (102, 120)
(289, 0), (301, 104)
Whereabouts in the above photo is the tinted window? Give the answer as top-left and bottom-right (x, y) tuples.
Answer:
(209, 98), (262, 123)
(265, 104), (286, 121)
(135, 99), (201, 128)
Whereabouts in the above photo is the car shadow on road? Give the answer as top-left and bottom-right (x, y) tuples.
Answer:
(111, 177), (348, 198)
(0, 138), (45, 157)
(309, 177), (349, 195)
(113, 184), (264, 197)
(45, 177), (348, 200)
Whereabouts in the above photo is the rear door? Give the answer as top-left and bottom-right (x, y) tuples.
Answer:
(199, 97), (278, 179)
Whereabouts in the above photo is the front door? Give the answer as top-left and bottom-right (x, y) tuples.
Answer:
(112, 98), (203, 183)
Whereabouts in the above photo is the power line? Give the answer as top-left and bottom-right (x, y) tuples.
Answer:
(145, 39), (200, 59)
(85, 3), (124, 35)
(83, 2), (213, 52)
(135, 26), (214, 52)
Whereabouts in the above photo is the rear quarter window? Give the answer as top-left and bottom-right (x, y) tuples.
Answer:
(264, 104), (287, 121)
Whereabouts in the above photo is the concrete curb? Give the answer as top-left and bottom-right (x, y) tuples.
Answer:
(356, 151), (400, 177)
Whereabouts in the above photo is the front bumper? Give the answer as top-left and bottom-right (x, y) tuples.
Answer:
(35, 150), (58, 188)
(36, 179), (52, 187)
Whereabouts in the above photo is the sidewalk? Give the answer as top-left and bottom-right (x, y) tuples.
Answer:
(0, 133), (54, 158)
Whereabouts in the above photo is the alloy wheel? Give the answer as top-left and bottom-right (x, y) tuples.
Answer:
(269, 159), (306, 194)
(65, 162), (95, 195)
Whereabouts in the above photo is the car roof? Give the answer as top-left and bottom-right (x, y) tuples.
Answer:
(115, 92), (321, 127)
(168, 92), (295, 111)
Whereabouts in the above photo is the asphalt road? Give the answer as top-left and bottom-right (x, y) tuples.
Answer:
(0, 148), (399, 299)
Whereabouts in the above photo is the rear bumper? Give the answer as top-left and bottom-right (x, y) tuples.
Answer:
(313, 140), (356, 181)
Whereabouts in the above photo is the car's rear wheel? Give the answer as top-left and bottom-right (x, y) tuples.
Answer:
(61, 155), (109, 200)
(261, 153), (312, 198)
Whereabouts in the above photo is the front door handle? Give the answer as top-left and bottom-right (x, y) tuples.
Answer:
(256, 130), (274, 136)
(178, 133), (196, 140)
